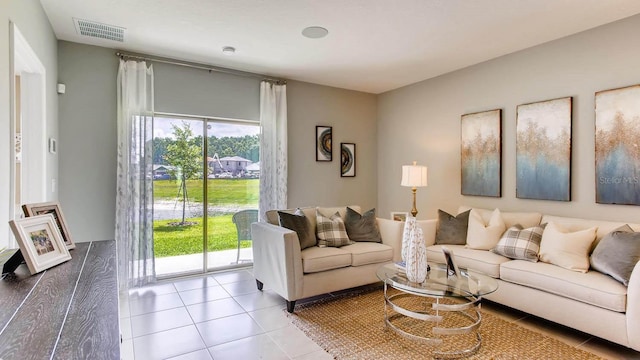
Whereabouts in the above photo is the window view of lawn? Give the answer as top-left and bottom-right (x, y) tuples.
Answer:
(152, 117), (260, 263)
(153, 178), (259, 258)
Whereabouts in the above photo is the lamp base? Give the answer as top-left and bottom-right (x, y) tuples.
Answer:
(410, 187), (418, 218)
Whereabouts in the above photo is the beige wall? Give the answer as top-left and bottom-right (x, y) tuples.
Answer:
(57, 41), (378, 241)
(287, 81), (378, 210)
(0, 0), (58, 247)
(377, 14), (640, 223)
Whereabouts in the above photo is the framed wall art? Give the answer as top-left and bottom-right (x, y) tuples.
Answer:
(316, 126), (332, 161)
(23, 201), (75, 249)
(461, 109), (502, 197)
(390, 212), (408, 222)
(595, 84), (640, 205)
(340, 143), (356, 177)
(516, 97), (572, 201)
(9, 214), (72, 275)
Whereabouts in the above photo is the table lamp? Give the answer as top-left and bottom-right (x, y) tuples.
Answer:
(401, 161), (428, 217)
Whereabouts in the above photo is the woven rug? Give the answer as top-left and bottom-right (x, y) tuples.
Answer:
(288, 287), (603, 360)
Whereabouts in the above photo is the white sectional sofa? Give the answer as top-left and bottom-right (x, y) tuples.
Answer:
(423, 207), (640, 352)
(251, 204), (640, 352)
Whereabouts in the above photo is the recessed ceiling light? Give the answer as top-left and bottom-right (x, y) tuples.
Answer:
(302, 26), (328, 39)
(222, 46), (236, 55)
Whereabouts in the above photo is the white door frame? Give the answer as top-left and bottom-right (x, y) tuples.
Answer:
(8, 23), (47, 248)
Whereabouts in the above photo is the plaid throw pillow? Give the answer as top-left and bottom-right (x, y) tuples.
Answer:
(492, 224), (544, 262)
(316, 210), (352, 247)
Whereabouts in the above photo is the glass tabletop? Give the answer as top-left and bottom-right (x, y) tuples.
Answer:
(376, 263), (499, 298)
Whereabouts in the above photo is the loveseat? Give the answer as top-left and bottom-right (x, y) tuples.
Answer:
(423, 206), (640, 352)
(251, 206), (404, 312)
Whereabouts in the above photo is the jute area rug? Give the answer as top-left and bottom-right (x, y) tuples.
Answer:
(287, 287), (602, 360)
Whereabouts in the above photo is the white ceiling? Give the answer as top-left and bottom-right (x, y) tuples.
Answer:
(40, 0), (640, 94)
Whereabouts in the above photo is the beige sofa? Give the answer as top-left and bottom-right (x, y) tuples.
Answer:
(252, 204), (640, 352)
(251, 206), (404, 312)
(423, 207), (640, 352)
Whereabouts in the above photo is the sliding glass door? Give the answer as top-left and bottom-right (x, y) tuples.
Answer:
(152, 115), (259, 277)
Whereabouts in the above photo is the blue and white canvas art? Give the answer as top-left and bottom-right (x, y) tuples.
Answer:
(516, 97), (572, 201)
(461, 109), (502, 197)
(595, 84), (640, 205)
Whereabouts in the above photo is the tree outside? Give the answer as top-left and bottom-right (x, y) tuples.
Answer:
(164, 121), (202, 225)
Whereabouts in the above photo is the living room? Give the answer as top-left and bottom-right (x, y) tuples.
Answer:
(2, 1), (640, 359)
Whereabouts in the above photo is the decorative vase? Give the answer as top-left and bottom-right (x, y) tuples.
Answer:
(401, 216), (417, 262)
(405, 225), (427, 283)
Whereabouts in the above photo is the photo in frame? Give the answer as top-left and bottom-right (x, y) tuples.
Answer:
(461, 109), (502, 197)
(316, 126), (332, 161)
(390, 212), (408, 222)
(22, 201), (75, 249)
(441, 246), (460, 278)
(516, 97), (572, 201)
(340, 143), (356, 177)
(9, 214), (72, 275)
(595, 84), (640, 205)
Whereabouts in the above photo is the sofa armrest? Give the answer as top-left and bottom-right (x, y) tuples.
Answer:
(627, 260), (640, 351)
(417, 219), (437, 247)
(251, 222), (304, 302)
(377, 218), (404, 262)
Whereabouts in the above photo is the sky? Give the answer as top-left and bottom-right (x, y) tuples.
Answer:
(153, 117), (260, 139)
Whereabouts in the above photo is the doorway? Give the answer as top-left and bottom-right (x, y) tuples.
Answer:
(152, 114), (260, 277)
(8, 24), (47, 248)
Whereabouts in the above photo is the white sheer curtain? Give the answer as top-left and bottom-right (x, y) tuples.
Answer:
(116, 59), (155, 290)
(259, 81), (288, 220)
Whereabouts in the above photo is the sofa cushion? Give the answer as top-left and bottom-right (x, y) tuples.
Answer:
(435, 209), (470, 245)
(301, 246), (352, 273)
(539, 222), (597, 273)
(344, 207), (382, 243)
(277, 209), (316, 250)
(500, 260), (627, 312)
(341, 242), (393, 267)
(590, 225), (640, 286)
(426, 244), (509, 278)
(458, 206), (542, 228)
(266, 205), (361, 231)
(492, 224), (544, 262)
(316, 210), (352, 247)
(466, 209), (506, 250)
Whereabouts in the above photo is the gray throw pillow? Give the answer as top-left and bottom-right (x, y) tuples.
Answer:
(435, 209), (471, 245)
(344, 207), (382, 243)
(590, 224), (639, 286)
(278, 209), (317, 250)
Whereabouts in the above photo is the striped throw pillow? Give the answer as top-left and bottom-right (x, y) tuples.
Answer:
(316, 210), (352, 247)
(492, 224), (544, 262)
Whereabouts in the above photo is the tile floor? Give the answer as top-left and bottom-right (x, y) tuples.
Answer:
(120, 268), (640, 360)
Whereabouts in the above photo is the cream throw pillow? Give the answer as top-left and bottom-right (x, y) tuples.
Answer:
(539, 221), (598, 273)
(466, 209), (506, 250)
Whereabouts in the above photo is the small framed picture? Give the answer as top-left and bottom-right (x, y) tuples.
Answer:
(340, 143), (356, 177)
(442, 246), (460, 278)
(316, 126), (332, 161)
(22, 201), (75, 249)
(390, 212), (408, 222)
(9, 214), (72, 275)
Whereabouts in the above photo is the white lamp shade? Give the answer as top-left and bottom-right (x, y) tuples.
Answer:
(401, 164), (428, 187)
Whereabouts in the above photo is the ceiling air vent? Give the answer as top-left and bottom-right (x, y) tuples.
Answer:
(73, 18), (125, 42)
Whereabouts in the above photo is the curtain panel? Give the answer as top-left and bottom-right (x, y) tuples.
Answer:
(259, 81), (288, 220)
(116, 60), (155, 290)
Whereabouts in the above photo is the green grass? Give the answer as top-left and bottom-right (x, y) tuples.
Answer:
(153, 215), (251, 258)
(152, 178), (259, 258)
(153, 179), (259, 205)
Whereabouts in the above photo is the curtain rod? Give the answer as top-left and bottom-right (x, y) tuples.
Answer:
(115, 51), (286, 84)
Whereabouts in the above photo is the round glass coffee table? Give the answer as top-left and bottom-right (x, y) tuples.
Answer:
(376, 263), (498, 359)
